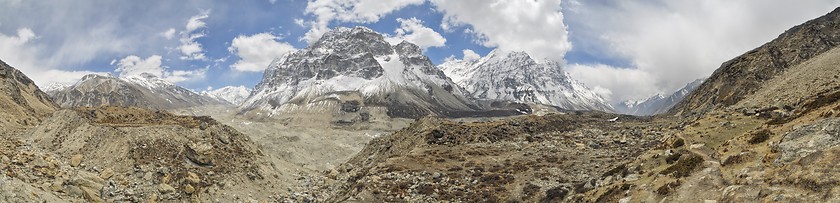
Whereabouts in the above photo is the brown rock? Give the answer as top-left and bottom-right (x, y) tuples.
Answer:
(99, 168), (114, 180)
(70, 154), (83, 167)
(184, 184), (196, 194)
(82, 186), (104, 203)
(185, 172), (201, 184)
(158, 183), (176, 194)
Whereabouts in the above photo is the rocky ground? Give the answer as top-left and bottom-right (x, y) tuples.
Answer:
(1, 107), (290, 202)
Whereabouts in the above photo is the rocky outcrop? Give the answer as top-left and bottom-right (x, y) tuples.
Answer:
(0, 59), (58, 130)
(14, 106), (283, 202)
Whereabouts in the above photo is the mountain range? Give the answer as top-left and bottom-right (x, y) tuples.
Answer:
(615, 78), (704, 116)
(242, 27), (503, 119)
(439, 49), (613, 112)
(47, 73), (223, 109)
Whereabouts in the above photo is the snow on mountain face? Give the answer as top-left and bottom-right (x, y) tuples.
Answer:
(615, 78), (705, 116)
(202, 86), (251, 105)
(242, 26), (478, 118)
(41, 82), (71, 95)
(439, 49), (613, 112)
(49, 73), (223, 109)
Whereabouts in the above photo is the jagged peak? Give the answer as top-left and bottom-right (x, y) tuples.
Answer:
(310, 26), (393, 56)
(394, 40), (422, 56)
(80, 73), (115, 81)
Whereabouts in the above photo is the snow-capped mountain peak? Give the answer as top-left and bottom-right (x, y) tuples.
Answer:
(49, 73), (222, 109)
(439, 48), (613, 112)
(242, 26), (477, 118)
(615, 78), (705, 116)
(202, 86), (252, 105)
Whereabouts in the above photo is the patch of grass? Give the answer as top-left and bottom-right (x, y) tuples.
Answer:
(602, 164), (628, 178)
(660, 154), (703, 178)
(656, 180), (681, 196)
(522, 183), (540, 197)
(748, 129), (772, 144)
(541, 186), (569, 203)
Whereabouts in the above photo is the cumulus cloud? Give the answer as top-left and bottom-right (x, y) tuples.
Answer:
(564, 0), (838, 102)
(228, 33), (297, 72)
(462, 49), (480, 61)
(161, 28), (176, 40)
(115, 55), (166, 78)
(178, 11), (210, 61)
(430, 0), (570, 62)
(114, 55), (206, 83)
(566, 63), (659, 102)
(0, 28), (106, 86)
(301, 0), (425, 43)
(384, 18), (446, 50)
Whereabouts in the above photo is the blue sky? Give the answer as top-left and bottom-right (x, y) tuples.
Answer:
(0, 0), (837, 103)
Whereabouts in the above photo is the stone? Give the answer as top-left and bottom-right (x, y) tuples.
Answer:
(99, 168), (114, 180)
(185, 172), (201, 184)
(71, 171), (106, 190)
(184, 184), (196, 194)
(70, 154), (83, 167)
(82, 186), (104, 203)
(624, 174), (640, 182)
(185, 143), (214, 166)
(158, 183), (176, 194)
(63, 185), (84, 198)
(50, 179), (65, 192)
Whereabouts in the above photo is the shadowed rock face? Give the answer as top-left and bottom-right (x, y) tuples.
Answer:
(0, 59), (57, 129)
(49, 73), (223, 110)
(671, 7), (840, 116)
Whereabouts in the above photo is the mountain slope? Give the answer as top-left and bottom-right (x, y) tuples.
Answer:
(439, 49), (613, 112)
(242, 26), (482, 119)
(616, 79), (704, 116)
(49, 73), (223, 109)
(202, 86), (251, 105)
(671, 7), (840, 116)
(0, 59), (57, 130)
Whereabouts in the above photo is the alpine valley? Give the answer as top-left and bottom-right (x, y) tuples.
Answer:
(1, 5), (840, 203)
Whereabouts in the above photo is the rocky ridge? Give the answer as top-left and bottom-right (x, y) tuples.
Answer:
(0, 59), (57, 131)
(49, 73), (223, 110)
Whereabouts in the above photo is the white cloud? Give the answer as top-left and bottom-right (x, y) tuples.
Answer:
(431, 0), (570, 62)
(161, 28), (176, 40)
(566, 63), (659, 102)
(565, 0), (838, 101)
(301, 0), (425, 43)
(164, 68), (207, 83)
(178, 11), (210, 61)
(228, 33), (297, 72)
(114, 55), (206, 83)
(462, 49), (480, 61)
(384, 17), (446, 50)
(185, 12), (209, 33)
(115, 55), (166, 78)
(0, 28), (110, 86)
